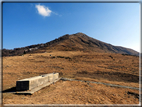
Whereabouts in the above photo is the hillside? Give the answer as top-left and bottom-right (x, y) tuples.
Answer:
(2, 32), (139, 56)
(2, 32), (140, 104)
(2, 51), (139, 104)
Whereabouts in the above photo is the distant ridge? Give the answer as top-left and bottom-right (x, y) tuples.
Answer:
(2, 32), (139, 56)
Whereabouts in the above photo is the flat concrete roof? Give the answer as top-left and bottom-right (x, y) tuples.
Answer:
(17, 76), (42, 81)
(17, 73), (58, 81)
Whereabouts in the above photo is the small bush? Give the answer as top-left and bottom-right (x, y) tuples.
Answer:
(59, 72), (63, 76)
(65, 57), (71, 59)
(57, 56), (64, 58)
(109, 55), (113, 59)
(56, 56), (71, 60)
(51, 56), (56, 58)
(77, 71), (88, 74)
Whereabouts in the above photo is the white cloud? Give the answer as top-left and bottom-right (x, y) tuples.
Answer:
(52, 11), (62, 17)
(35, 4), (52, 17)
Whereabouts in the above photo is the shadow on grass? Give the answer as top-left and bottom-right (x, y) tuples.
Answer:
(2, 87), (32, 95)
(2, 87), (16, 93)
(127, 91), (139, 99)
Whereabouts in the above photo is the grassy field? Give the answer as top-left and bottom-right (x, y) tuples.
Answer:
(2, 50), (140, 104)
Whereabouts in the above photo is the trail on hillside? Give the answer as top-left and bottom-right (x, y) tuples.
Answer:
(61, 78), (139, 90)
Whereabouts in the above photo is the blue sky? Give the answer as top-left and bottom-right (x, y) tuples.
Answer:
(2, 2), (140, 52)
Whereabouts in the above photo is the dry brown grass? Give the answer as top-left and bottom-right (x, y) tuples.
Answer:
(2, 51), (140, 104)
(2, 80), (139, 104)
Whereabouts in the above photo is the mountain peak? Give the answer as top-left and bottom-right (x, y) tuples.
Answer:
(75, 32), (86, 35)
(2, 33), (139, 56)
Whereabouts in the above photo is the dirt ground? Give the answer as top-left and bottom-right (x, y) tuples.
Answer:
(2, 80), (139, 104)
(2, 50), (140, 104)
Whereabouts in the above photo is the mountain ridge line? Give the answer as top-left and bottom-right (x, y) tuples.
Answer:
(2, 32), (139, 56)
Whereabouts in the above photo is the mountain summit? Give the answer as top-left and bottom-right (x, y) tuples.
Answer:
(3, 32), (139, 56)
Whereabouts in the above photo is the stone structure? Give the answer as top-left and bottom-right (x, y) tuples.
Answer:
(16, 73), (59, 91)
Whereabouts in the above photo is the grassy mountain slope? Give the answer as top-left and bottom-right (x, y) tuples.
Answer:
(2, 33), (139, 56)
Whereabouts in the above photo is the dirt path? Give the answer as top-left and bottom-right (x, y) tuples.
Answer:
(61, 78), (139, 90)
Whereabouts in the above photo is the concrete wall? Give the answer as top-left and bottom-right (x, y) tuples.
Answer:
(16, 73), (59, 91)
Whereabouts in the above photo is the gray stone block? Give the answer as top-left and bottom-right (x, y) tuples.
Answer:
(16, 73), (59, 91)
